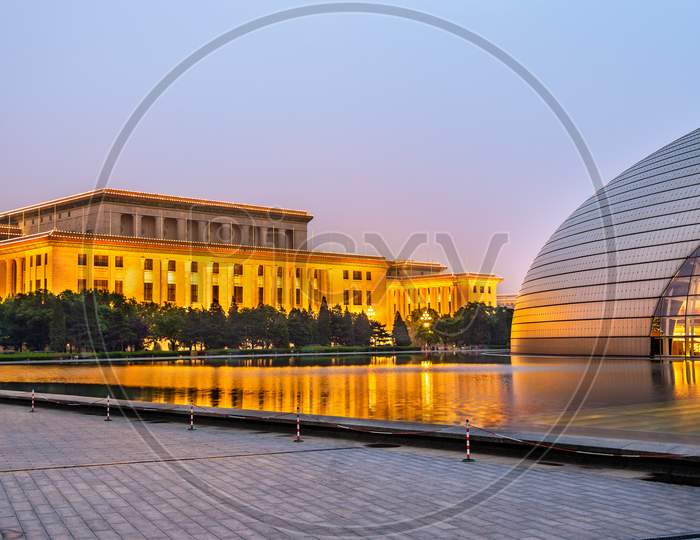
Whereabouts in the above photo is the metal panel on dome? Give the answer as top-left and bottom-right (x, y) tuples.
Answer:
(513, 127), (700, 356)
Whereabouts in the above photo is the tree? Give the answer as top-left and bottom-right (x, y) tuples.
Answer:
(490, 306), (513, 347)
(238, 305), (288, 348)
(226, 304), (243, 349)
(0, 291), (515, 353)
(454, 303), (490, 346)
(287, 308), (314, 347)
(316, 297), (331, 346)
(352, 312), (372, 346)
(391, 312), (411, 346)
(370, 320), (391, 346)
(409, 308), (440, 346)
(0, 292), (53, 351)
(181, 308), (203, 352)
(338, 309), (354, 345)
(201, 303), (227, 349)
(329, 304), (345, 345)
(267, 309), (289, 348)
(152, 304), (187, 351)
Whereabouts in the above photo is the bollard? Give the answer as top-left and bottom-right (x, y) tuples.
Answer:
(187, 401), (195, 431)
(462, 418), (475, 462)
(30, 389), (35, 413)
(293, 406), (303, 443)
(104, 395), (112, 422)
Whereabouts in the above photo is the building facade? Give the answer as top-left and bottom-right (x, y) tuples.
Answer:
(512, 127), (700, 357)
(496, 294), (518, 309)
(0, 189), (501, 329)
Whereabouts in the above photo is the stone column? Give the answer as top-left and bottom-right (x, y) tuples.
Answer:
(0, 260), (8, 298)
(201, 263), (210, 307)
(177, 219), (186, 241)
(134, 214), (142, 238)
(110, 212), (120, 236)
(17, 257), (24, 293)
(265, 265), (274, 306)
(254, 225), (261, 246)
(184, 264), (191, 305)
(243, 266), (252, 307)
(9, 259), (16, 295)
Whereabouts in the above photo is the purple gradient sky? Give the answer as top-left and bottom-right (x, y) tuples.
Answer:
(2, 1), (700, 293)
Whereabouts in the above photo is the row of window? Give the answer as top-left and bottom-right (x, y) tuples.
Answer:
(78, 254), (123, 267)
(77, 255), (332, 280)
(342, 270), (371, 281)
(473, 285), (492, 294)
(28, 278), (48, 292)
(83, 279), (322, 308)
(77, 279), (123, 295)
(25, 210), (71, 225)
(343, 289), (372, 306)
(28, 254), (48, 268)
(394, 301), (453, 314)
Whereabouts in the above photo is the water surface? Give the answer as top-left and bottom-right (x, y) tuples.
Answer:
(0, 353), (698, 435)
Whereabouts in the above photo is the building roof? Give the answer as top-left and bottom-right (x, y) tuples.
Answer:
(0, 230), (392, 265)
(0, 188), (313, 222)
(389, 272), (503, 284)
(388, 260), (446, 271)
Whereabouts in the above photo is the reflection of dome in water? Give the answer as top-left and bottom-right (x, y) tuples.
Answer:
(512, 128), (700, 357)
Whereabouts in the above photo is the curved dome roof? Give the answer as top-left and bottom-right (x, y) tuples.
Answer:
(512, 128), (700, 356)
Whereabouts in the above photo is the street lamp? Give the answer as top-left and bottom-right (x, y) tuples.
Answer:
(420, 309), (432, 329)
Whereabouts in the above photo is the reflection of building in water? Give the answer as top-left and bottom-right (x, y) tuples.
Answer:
(421, 363), (433, 409)
(370, 355), (397, 367)
(0, 358), (515, 426)
(665, 360), (700, 399)
(508, 356), (661, 418)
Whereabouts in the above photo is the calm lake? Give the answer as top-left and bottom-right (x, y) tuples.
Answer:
(0, 353), (698, 435)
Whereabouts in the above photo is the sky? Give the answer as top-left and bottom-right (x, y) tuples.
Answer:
(2, 1), (700, 293)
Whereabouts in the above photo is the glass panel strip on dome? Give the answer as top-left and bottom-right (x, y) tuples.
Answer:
(650, 250), (700, 355)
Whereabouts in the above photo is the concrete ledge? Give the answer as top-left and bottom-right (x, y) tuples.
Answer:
(2, 389), (698, 464)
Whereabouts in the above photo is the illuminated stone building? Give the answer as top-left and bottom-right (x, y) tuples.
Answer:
(0, 189), (501, 329)
(512, 127), (700, 357)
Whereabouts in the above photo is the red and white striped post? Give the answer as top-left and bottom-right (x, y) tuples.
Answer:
(462, 418), (475, 462)
(293, 406), (303, 443)
(187, 401), (195, 431)
(104, 395), (112, 422)
(30, 389), (35, 413)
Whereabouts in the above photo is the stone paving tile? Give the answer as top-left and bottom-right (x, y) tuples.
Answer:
(0, 403), (697, 538)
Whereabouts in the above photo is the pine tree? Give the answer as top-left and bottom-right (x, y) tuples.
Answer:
(288, 308), (314, 347)
(226, 303), (242, 349)
(352, 312), (372, 346)
(391, 312), (411, 346)
(316, 297), (331, 345)
(339, 309), (354, 345)
(329, 304), (344, 345)
(48, 296), (67, 352)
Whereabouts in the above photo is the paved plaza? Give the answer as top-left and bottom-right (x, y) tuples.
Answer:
(0, 403), (697, 539)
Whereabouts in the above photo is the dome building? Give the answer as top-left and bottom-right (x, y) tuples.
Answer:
(512, 128), (700, 357)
